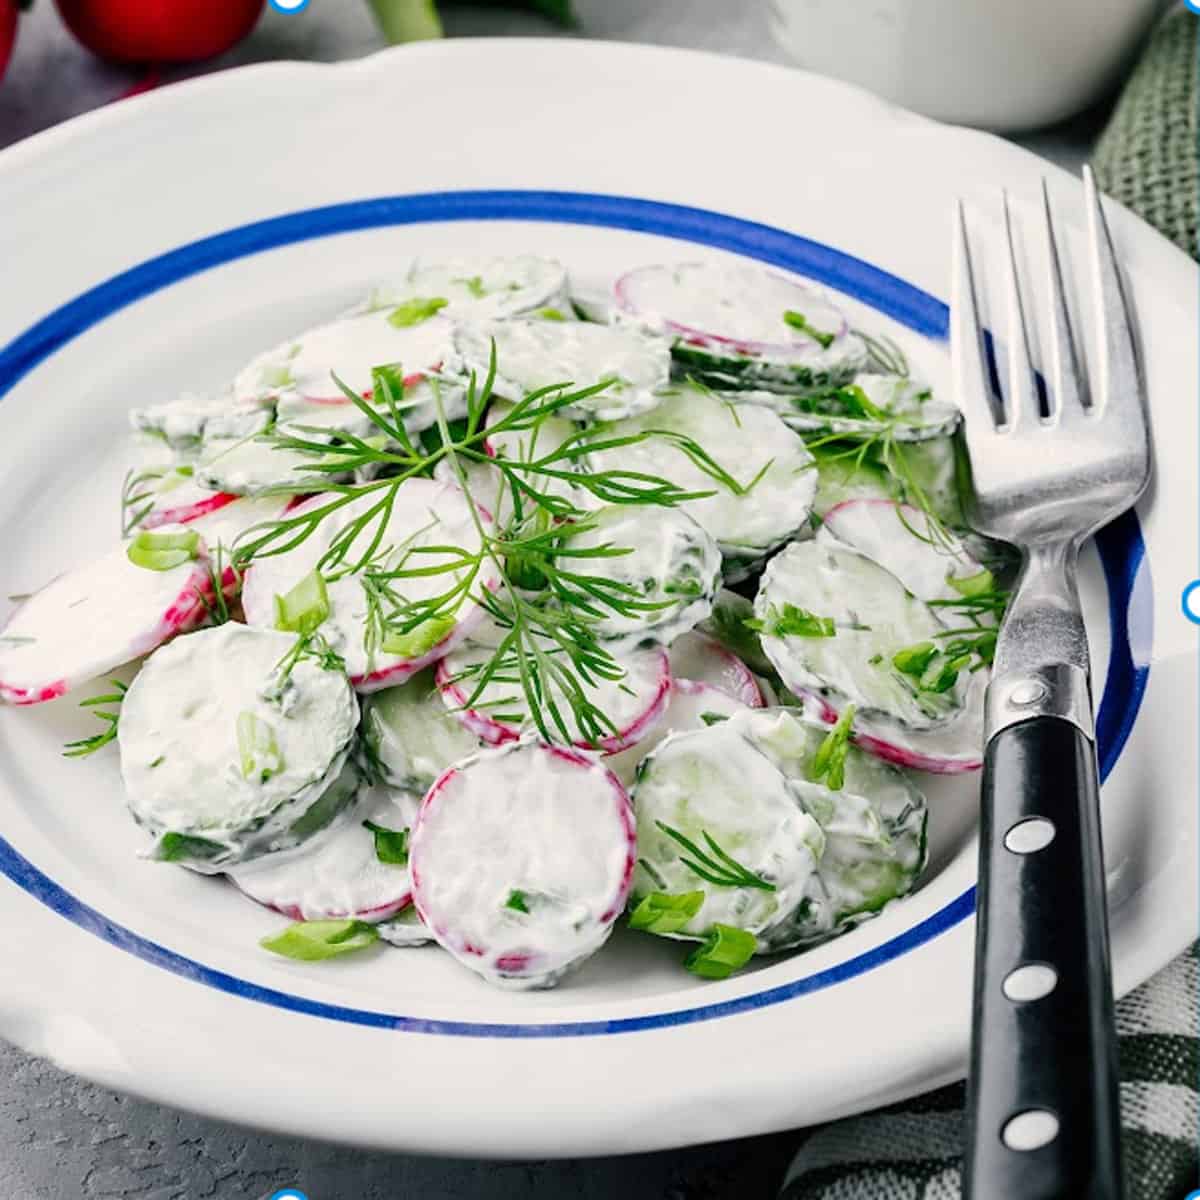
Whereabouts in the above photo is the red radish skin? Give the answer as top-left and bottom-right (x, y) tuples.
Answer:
(0, 548), (211, 706)
(141, 490), (238, 530)
(300, 370), (428, 406)
(411, 743), (636, 981)
(0, 1), (17, 81)
(434, 646), (671, 755)
(54, 0), (264, 64)
(667, 631), (764, 708)
(614, 265), (848, 360)
(802, 688), (983, 775)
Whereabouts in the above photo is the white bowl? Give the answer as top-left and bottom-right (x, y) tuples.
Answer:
(768, 0), (1167, 131)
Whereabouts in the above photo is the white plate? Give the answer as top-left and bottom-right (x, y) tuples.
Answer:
(0, 40), (1195, 1158)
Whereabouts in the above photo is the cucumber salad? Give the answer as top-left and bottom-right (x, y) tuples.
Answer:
(0, 253), (1011, 991)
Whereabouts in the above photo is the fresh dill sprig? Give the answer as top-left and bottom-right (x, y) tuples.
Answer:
(855, 329), (910, 377)
(62, 681), (127, 758)
(120, 467), (166, 535)
(655, 821), (777, 892)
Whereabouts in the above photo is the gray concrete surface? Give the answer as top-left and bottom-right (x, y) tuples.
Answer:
(0, 2), (1103, 1196)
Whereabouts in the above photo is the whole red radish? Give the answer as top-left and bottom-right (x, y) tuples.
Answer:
(0, 0), (20, 82)
(54, 0), (264, 64)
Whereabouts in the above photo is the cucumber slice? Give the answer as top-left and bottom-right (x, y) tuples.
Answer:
(732, 707), (928, 947)
(888, 435), (967, 528)
(363, 255), (570, 322)
(820, 500), (987, 604)
(118, 624), (360, 872)
(614, 261), (866, 395)
(436, 638), (670, 755)
(130, 392), (270, 459)
(754, 540), (967, 730)
(454, 320), (670, 422)
(230, 786), (419, 923)
(606, 678), (751, 788)
(195, 434), (350, 497)
(241, 479), (497, 692)
(0, 529), (211, 706)
(630, 719), (825, 947)
(411, 740), (635, 989)
(234, 310), (459, 412)
(696, 588), (777, 679)
(808, 444), (900, 517)
(362, 667), (480, 793)
(740, 374), (960, 441)
(553, 505), (721, 652)
(583, 384), (817, 573)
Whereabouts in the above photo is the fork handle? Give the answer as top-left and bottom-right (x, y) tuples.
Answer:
(965, 714), (1123, 1200)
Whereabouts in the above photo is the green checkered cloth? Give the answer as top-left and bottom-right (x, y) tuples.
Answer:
(780, 10), (1200, 1197)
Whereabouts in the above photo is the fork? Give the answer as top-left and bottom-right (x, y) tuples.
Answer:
(953, 167), (1150, 1200)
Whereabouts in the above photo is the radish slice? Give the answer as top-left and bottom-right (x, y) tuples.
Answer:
(607, 678), (751, 788)
(630, 717), (825, 949)
(186, 495), (291, 591)
(0, 528), (211, 705)
(363, 255), (570, 322)
(821, 500), (988, 605)
(436, 640), (670, 755)
(411, 740), (635, 989)
(800, 674), (985, 774)
(141, 485), (239, 531)
(229, 787), (419, 923)
(119, 623), (361, 871)
(582, 384), (816, 573)
(241, 480), (497, 692)
(234, 310), (459, 409)
(755, 540), (967, 731)
(454, 320), (671, 422)
(614, 261), (866, 394)
(667, 630), (764, 707)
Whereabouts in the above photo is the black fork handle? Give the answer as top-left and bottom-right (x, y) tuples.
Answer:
(964, 715), (1123, 1199)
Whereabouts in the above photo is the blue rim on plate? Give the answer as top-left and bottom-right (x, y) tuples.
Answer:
(0, 190), (1153, 1037)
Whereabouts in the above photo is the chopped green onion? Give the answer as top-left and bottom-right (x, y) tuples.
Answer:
(536, 307), (566, 321)
(258, 362), (294, 389)
(948, 568), (995, 599)
(920, 652), (971, 694)
(810, 703), (856, 792)
(685, 923), (757, 980)
(126, 528), (200, 572)
(362, 819), (409, 865)
(746, 603), (836, 639)
(782, 309), (835, 349)
(155, 832), (224, 864)
(892, 641), (937, 676)
(699, 711), (729, 727)
(260, 919), (379, 962)
(236, 711), (284, 783)
(388, 296), (448, 327)
(628, 891), (704, 934)
(273, 570), (330, 636)
(505, 889), (530, 914)
(381, 613), (457, 658)
(457, 275), (486, 298)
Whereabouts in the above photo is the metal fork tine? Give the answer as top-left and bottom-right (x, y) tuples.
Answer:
(1041, 179), (1085, 418)
(951, 199), (1001, 431)
(1083, 164), (1140, 417)
(1000, 191), (1038, 428)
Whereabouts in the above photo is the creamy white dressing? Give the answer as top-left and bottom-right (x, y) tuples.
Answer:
(455, 320), (671, 422)
(0, 528), (210, 704)
(229, 786), (419, 922)
(586, 385), (817, 558)
(410, 740), (634, 989)
(196, 434), (347, 496)
(185, 495), (291, 562)
(819, 501), (983, 604)
(607, 679), (749, 789)
(130, 391), (270, 457)
(234, 310), (459, 409)
(364, 668), (481, 792)
(631, 720), (825, 945)
(241, 479), (496, 688)
(615, 261), (850, 353)
(364, 255), (569, 322)
(437, 635), (669, 753)
(755, 540), (967, 729)
(557, 505), (721, 651)
(119, 624), (359, 865)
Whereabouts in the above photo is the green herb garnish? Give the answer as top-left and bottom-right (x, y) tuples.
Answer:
(685, 923), (757, 980)
(236, 712), (283, 783)
(363, 820), (409, 865)
(783, 309), (835, 349)
(126, 528), (200, 572)
(261, 919), (379, 962)
(62, 681), (127, 758)
(388, 296), (448, 327)
(628, 890), (704, 934)
(273, 569), (330, 636)
(746, 603), (836, 639)
(505, 889), (531, 913)
(655, 822), (776, 892)
(809, 704), (856, 792)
